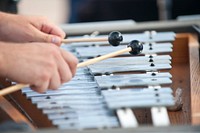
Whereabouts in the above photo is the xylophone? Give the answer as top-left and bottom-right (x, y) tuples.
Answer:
(0, 30), (200, 132)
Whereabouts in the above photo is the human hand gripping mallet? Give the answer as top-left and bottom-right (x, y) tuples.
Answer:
(62, 31), (123, 46)
(0, 40), (143, 96)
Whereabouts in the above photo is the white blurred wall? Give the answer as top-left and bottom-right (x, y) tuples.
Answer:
(18, 0), (69, 24)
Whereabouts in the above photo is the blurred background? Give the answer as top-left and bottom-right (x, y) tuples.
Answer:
(0, 0), (199, 24)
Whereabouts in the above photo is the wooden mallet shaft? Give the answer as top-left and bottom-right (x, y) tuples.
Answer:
(0, 40), (143, 96)
(61, 31), (123, 46)
(77, 47), (131, 67)
(62, 37), (107, 43)
(0, 47), (132, 96)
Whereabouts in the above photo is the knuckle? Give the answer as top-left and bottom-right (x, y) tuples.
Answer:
(68, 53), (78, 67)
(49, 83), (60, 90)
(61, 79), (66, 84)
(61, 31), (66, 38)
(46, 60), (55, 70)
(70, 57), (78, 74)
(38, 71), (50, 82)
(49, 78), (61, 90)
(40, 57), (56, 71)
(48, 45), (60, 56)
(72, 57), (79, 66)
(44, 35), (51, 42)
(37, 87), (47, 93)
(66, 72), (73, 82)
(31, 85), (47, 93)
(45, 46), (60, 60)
(61, 75), (68, 83)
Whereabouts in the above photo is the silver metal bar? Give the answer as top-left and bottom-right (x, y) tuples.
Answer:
(36, 102), (107, 109)
(43, 108), (109, 115)
(22, 83), (98, 94)
(104, 93), (173, 102)
(36, 98), (103, 109)
(87, 55), (171, 66)
(75, 43), (172, 58)
(53, 115), (117, 124)
(47, 110), (113, 120)
(25, 89), (99, 98)
(63, 32), (175, 47)
(31, 94), (102, 104)
(96, 72), (172, 83)
(102, 87), (172, 96)
(105, 91), (174, 109)
(42, 105), (108, 114)
(89, 63), (171, 74)
(56, 116), (119, 129)
(95, 74), (172, 88)
(106, 98), (174, 109)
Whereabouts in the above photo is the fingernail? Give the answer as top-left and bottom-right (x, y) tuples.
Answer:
(51, 36), (60, 44)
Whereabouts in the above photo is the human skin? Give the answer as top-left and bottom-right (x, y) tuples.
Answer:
(0, 42), (78, 93)
(0, 12), (65, 46)
(0, 12), (78, 93)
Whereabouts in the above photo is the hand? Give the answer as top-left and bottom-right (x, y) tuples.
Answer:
(0, 12), (65, 46)
(0, 42), (78, 93)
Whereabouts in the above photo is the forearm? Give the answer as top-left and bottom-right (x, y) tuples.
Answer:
(0, 11), (9, 26)
(0, 11), (6, 18)
(0, 42), (8, 77)
(0, 12), (6, 35)
(0, 12), (19, 42)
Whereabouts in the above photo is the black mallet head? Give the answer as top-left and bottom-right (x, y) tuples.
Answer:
(127, 40), (143, 55)
(108, 31), (123, 46)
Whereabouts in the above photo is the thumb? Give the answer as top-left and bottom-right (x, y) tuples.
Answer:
(42, 33), (62, 46)
(33, 29), (62, 46)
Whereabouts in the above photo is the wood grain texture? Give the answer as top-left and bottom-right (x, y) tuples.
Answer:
(0, 96), (34, 129)
(187, 34), (200, 125)
(169, 34), (191, 124)
(8, 91), (54, 128)
(169, 33), (200, 125)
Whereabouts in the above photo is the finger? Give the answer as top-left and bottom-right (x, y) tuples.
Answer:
(56, 54), (73, 83)
(29, 16), (66, 39)
(59, 64), (73, 84)
(31, 26), (62, 46)
(48, 69), (61, 90)
(31, 79), (50, 93)
(40, 23), (66, 39)
(60, 49), (78, 77)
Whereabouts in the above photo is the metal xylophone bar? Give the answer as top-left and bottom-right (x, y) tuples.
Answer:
(87, 55), (172, 65)
(85, 32), (175, 127)
(21, 31), (175, 129)
(65, 31), (175, 47)
(23, 58), (172, 97)
(95, 72), (172, 88)
(75, 43), (172, 58)
(102, 88), (174, 109)
(89, 64), (171, 74)
(0, 39), (143, 96)
(73, 31), (175, 127)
